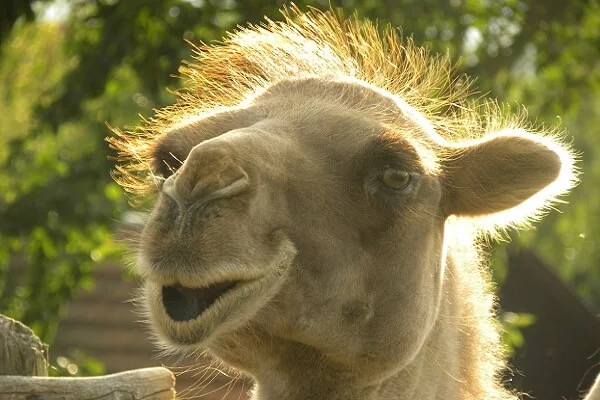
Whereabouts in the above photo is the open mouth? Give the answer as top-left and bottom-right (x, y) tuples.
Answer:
(162, 281), (238, 321)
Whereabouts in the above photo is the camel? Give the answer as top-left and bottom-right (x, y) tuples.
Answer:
(109, 7), (594, 400)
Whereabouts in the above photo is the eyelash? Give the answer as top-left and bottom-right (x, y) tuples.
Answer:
(150, 160), (180, 191)
(159, 163), (177, 178)
(153, 156), (183, 179)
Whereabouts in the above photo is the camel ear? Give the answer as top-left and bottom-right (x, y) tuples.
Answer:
(442, 130), (567, 218)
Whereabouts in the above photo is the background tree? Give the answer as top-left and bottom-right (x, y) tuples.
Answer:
(0, 0), (597, 371)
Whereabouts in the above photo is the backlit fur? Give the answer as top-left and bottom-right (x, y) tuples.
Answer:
(109, 7), (577, 400)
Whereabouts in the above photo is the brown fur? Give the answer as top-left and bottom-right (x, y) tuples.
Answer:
(109, 7), (576, 400)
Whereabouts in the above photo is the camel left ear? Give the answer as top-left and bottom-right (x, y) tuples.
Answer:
(441, 130), (567, 217)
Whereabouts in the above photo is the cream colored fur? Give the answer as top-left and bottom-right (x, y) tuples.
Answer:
(108, 7), (590, 400)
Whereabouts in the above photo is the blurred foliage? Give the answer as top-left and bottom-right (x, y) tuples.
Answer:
(0, 0), (598, 362)
(49, 349), (106, 377)
(501, 311), (537, 356)
(0, 0), (48, 45)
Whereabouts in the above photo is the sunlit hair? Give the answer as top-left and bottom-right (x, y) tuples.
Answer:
(108, 7), (577, 400)
(109, 6), (575, 236)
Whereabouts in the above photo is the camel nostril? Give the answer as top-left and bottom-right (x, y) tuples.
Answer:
(194, 175), (249, 204)
(159, 143), (251, 206)
(162, 174), (249, 208)
(160, 159), (249, 207)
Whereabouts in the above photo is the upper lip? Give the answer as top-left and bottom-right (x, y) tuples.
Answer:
(143, 261), (270, 288)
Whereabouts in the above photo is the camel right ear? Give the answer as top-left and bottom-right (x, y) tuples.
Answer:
(441, 130), (571, 220)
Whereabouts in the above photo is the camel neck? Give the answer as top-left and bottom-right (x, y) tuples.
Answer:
(251, 341), (458, 400)
(250, 295), (461, 400)
(249, 260), (464, 400)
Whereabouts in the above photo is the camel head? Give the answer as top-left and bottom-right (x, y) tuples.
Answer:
(110, 8), (575, 398)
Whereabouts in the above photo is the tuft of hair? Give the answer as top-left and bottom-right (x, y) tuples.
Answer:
(107, 6), (577, 233)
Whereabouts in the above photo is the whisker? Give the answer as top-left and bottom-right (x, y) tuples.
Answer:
(169, 152), (186, 166)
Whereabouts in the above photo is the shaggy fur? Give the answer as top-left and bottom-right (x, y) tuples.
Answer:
(109, 7), (578, 400)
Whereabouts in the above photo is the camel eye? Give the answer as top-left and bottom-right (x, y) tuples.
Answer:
(381, 168), (411, 190)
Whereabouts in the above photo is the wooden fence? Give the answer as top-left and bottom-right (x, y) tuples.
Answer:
(0, 314), (176, 399)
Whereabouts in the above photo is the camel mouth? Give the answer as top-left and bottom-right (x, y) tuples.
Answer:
(145, 241), (296, 348)
(162, 281), (238, 321)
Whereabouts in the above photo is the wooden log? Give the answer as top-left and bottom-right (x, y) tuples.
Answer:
(0, 367), (176, 400)
(586, 373), (600, 400)
(0, 314), (48, 376)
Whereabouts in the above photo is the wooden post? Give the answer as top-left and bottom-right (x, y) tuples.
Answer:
(0, 367), (176, 400)
(586, 374), (600, 400)
(0, 314), (176, 399)
(0, 314), (48, 376)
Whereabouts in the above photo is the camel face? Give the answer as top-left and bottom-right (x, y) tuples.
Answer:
(111, 9), (576, 398)
(138, 78), (447, 376)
